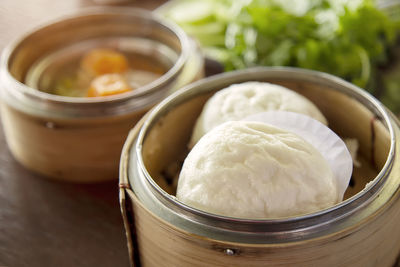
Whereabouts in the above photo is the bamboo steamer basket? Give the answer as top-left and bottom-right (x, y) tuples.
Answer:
(0, 8), (204, 182)
(119, 67), (400, 266)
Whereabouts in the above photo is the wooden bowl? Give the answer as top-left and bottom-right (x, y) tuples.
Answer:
(0, 8), (204, 182)
(120, 67), (400, 266)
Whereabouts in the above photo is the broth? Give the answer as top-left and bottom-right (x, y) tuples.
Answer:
(51, 51), (165, 97)
(25, 37), (176, 97)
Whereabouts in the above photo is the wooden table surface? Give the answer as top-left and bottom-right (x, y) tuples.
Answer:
(0, 1), (165, 266)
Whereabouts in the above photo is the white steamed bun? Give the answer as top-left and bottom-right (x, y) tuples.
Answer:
(190, 82), (327, 147)
(177, 120), (339, 219)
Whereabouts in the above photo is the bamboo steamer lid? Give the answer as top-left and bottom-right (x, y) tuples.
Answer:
(120, 67), (400, 266)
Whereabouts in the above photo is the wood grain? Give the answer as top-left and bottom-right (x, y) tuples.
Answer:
(126, 185), (400, 267)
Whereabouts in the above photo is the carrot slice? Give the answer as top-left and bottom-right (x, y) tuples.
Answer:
(87, 73), (133, 97)
(81, 48), (129, 76)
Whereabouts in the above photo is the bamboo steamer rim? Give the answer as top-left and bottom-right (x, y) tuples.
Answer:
(131, 67), (396, 232)
(121, 171), (390, 249)
(0, 7), (190, 118)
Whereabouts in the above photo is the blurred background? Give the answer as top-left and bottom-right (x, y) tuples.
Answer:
(159, 0), (400, 117)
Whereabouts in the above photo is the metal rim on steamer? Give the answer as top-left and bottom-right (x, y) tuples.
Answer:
(0, 7), (190, 118)
(129, 67), (397, 244)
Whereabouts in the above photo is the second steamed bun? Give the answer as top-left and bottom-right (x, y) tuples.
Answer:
(190, 81), (327, 147)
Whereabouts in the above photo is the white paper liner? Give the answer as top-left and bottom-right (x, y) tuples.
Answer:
(244, 111), (353, 200)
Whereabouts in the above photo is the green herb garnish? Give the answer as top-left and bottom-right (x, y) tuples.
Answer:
(163, 0), (400, 112)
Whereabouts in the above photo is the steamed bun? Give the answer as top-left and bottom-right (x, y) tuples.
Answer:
(190, 82), (327, 147)
(177, 120), (339, 219)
